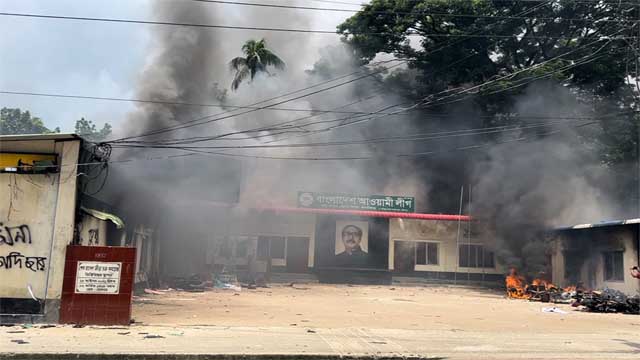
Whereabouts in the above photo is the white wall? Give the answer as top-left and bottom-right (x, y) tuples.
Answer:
(389, 218), (505, 274)
(207, 211), (316, 268)
(0, 139), (80, 304)
(77, 214), (107, 246)
(553, 227), (640, 295)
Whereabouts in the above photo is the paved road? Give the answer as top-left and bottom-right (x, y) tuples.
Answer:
(2, 324), (640, 359)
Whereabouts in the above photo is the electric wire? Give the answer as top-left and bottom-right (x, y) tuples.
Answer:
(1, 12), (638, 39)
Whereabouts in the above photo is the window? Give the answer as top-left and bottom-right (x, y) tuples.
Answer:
(270, 237), (286, 259)
(219, 237), (232, 257)
(415, 242), (439, 265)
(257, 236), (286, 260)
(459, 244), (495, 268)
(257, 237), (270, 260)
(235, 237), (248, 258)
(603, 251), (624, 281)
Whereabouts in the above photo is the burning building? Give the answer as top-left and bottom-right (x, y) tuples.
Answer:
(550, 219), (640, 296)
(154, 190), (505, 286)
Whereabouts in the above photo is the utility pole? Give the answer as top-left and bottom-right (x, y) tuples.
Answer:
(454, 186), (464, 285)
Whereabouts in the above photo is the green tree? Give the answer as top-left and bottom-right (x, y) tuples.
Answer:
(0, 107), (59, 135)
(229, 39), (285, 91)
(337, 0), (639, 161)
(75, 118), (112, 142)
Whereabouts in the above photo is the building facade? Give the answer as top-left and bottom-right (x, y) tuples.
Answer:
(159, 203), (505, 285)
(0, 134), (154, 323)
(551, 219), (640, 296)
(1, 134), (82, 322)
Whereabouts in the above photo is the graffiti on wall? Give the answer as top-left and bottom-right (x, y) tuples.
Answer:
(0, 223), (31, 246)
(0, 252), (46, 271)
(0, 222), (47, 271)
(88, 229), (99, 245)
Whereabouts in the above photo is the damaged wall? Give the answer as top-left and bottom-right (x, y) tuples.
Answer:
(0, 137), (80, 321)
(551, 225), (640, 295)
(389, 219), (505, 278)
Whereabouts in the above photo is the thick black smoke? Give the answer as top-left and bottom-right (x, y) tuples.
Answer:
(99, 2), (632, 278)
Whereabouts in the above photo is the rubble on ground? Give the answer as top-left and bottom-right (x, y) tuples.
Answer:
(571, 288), (640, 314)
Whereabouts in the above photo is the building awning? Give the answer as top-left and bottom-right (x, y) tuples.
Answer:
(81, 206), (125, 229)
(555, 218), (640, 231)
(253, 206), (471, 221)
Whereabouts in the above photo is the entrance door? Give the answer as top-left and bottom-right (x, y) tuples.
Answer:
(286, 237), (310, 273)
(393, 241), (416, 273)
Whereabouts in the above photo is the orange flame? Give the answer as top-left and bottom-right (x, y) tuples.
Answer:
(530, 278), (559, 291)
(506, 269), (528, 299)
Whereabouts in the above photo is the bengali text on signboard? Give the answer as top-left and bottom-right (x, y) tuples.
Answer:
(75, 261), (121, 294)
(298, 192), (415, 213)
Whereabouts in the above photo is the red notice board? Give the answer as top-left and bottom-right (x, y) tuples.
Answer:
(59, 245), (136, 325)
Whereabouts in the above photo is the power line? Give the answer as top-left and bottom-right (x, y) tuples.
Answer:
(109, 120), (598, 162)
(109, 60), (406, 142)
(92, 1), (579, 145)
(1, 12), (637, 39)
(189, 0), (638, 23)
(0, 89), (404, 116)
(262, 27), (628, 145)
(114, 0), (605, 146)
(13, 117), (605, 170)
(108, 119), (591, 150)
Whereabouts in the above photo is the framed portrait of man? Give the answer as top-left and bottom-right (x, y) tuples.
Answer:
(335, 221), (369, 265)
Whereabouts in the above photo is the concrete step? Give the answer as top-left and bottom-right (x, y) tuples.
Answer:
(268, 272), (319, 284)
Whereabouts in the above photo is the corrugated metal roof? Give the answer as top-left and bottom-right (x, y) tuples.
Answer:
(555, 218), (640, 230)
(253, 206), (471, 221)
(0, 133), (81, 141)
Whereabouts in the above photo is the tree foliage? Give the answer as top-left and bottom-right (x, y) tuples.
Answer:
(338, 0), (639, 163)
(75, 117), (112, 142)
(229, 38), (285, 91)
(0, 107), (59, 135)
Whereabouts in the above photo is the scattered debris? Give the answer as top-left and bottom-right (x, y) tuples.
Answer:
(11, 339), (29, 345)
(542, 307), (568, 314)
(117, 331), (131, 335)
(143, 334), (165, 339)
(572, 288), (640, 314)
(7, 330), (25, 334)
(169, 275), (207, 292)
(72, 324), (85, 328)
(144, 289), (165, 295)
(214, 279), (242, 292)
(306, 329), (316, 333)
(38, 324), (56, 329)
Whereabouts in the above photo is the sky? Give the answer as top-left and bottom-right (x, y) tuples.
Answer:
(0, 0), (357, 133)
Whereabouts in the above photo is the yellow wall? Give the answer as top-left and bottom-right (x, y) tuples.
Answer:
(389, 218), (505, 274)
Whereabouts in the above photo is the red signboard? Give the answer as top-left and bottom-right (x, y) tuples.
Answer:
(59, 246), (136, 325)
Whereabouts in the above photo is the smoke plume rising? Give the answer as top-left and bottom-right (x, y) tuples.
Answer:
(99, 1), (633, 277)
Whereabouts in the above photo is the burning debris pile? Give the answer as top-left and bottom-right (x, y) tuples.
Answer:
(506, 269), (576, 303)
(505, 269), (639, 314)
(572, 289), (640, 314)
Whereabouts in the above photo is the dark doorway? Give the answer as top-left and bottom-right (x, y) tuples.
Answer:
(287, 237), (310, 273)
(394, 241), (416, 273)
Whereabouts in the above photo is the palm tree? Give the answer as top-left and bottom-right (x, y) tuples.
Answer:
(229, 39), (285, 91)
